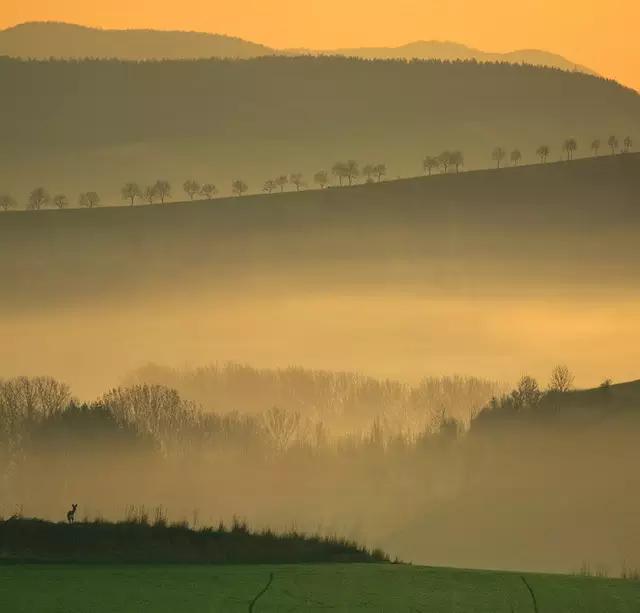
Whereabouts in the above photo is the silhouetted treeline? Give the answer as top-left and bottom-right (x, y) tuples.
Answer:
(5, 368), (632, 464)
(2, 132), (634, 211)
(1, 369), (637, 480)
(0, 372), (499, 465)
(471, 373), (640, 431)
(124, 363), (502, 431)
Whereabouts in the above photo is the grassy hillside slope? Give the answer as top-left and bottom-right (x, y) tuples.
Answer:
(0, 55), (637, 201)
(0, 517), (383, 564)
(3, 563), (640, 612)
(1, 154), (638, 311)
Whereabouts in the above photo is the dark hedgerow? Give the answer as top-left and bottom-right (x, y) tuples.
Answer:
(0, 516), (390, 564)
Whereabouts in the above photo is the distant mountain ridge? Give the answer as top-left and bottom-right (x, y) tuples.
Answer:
(288, 40), (597, 76)
(0, 21), (272, 60)
(0, 21), (596, 76)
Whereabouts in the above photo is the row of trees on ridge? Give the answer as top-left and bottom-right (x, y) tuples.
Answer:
(0, 136), (634, 211)
(490, 135), (633, 168)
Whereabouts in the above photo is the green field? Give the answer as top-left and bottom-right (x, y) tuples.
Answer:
(2, 563), (639, 612)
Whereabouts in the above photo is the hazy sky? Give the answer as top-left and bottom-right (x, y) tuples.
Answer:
(2, 0), (639, 90)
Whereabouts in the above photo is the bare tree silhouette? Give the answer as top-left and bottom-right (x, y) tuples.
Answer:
(275, 175), (288, 193)
(591, 139), (601, 156)
(53, 194), (69, 209)
(87, 191), (100, 208)
(121, 182), (142, 206)
(200, 184), (218, 199)
(450, 151), (464, 173)
(79, 192), (100, 208)
(362, 164), (375, 183)
(27, 187), (50, 211)
(423, 156), (440, 176)
(548, 365), (575, 392)
(623, 136), (633, 153)
(0, 194), (17, 211)
(438, 151), (452, 173)
(232, 179), (248, 197)
(491, 147), (506, 169)
(331, 162), (347, 186)
(344, 160), (359, 186)
(263, 179), (276, 194)
(263, 407), (301, 453)
(562, 138), (577, 161)
(154, 180), (171, 204)
(608, 135), (619, 155)
(183, 179), (201, 200)
(536, 145), (550, 163)
(143, 185), (157, 204)
(289, 173), (305, 191)
(510, 149), (522, 166)
(373, 163), (387, 182)
(313, 170), (328, 189)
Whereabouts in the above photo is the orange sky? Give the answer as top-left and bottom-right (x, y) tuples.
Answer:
(2, 0), (639, 90)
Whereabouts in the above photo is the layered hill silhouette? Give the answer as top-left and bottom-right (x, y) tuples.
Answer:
(290, 40), (597, 76)
(1, 153), (639, 311)
(0, 54), (637, 201)
(1, 152), (639, 446)
(0, 22), (596, 77)
(473, 377), (640, 429)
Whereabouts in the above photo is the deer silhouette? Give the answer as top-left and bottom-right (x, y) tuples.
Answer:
(67, 503), (78, 524)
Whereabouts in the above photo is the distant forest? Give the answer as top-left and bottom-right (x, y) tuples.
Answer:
(0, 364), (618, 492)
(0, 55), (637, 201)
(2, 55), (637, 147)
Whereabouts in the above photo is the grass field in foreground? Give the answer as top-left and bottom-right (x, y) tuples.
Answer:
(2, 563), (640, 612)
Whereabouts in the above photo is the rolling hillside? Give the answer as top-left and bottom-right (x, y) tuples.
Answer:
(0, 54), (637, 203)
(388, 374), (640, 572)
(1, 153), (639, 309)
(5, 563), (640, 612)
(2, 155), (640, 573)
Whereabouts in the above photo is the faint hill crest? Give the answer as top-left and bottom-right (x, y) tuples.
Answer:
(1, 21), (596, 77)
(0, 21), (272, 60)
(288, 39), (597, 76)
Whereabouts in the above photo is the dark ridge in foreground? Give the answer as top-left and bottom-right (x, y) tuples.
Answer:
(0, 517), (388, 564)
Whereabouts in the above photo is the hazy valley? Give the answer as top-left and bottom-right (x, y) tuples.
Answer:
(1, 20), (640, 607)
